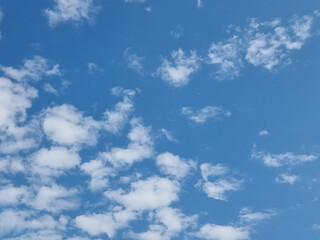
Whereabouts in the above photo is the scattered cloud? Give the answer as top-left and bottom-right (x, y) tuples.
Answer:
(155, 49), (201, 87)
(258, 130), (269, 136)
(156, 152), (196, 179)
(160, 128), (177, 142)
(42, 104), (100, 146)
(208, 37), (243, 80)
(251, 148), (317, 167)
(87, 62), (103, 73)
(45, 0), (99, 26)
(125, 0), (146, 3)
(105, 176), (180, 211)
(103, 87), (135, 135)
(275, 173), (299, 184)
(124, 49), (144, 74)
(200, 163), (229, 181)
(43, 83), (58, 95)
(196, 224), (249, 240)
(181, 106), (231, 124)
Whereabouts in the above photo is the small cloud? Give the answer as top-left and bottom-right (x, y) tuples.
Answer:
(155, 48), (201, 87)
(124, 49), (144, 74)
(87, 62), (103, 73)
(45, 0), (100, 27)
(275, 173), (299, 184)
(160, 128), (177, 142)
(258, 130), (270, 136)
(313, 224), (320, 230)
(145, 6), (152, 12)
(181, 105), (231, 124)
(43, 83), (58, 95)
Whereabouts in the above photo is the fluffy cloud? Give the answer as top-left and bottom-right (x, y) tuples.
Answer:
(156, 49), (200, 87)
(31, 184), (79, 212)
(156, 152), (196, 179)
(103, 87), (135, 134)
(208, 37), (243, 80)
(0, 56), (60, 82)
(201, 179), (243, 201)
(0, 209), (67, 236)
(42, 104), (100, 146)
(45, 0), (99, 26)
(200, 163), (229, 181)
(0, 185), (29, 206)
(251, 149), (317, 167)
(81, 159), (114, 191)
(131, 207), (197, 240)
(105, 176), (180, 211)
(196, 224), (249, 240)
(181, 106), (231, 124)
(238, 207), (276, 225)
(99, 118), (153, 167)
(31, 147), (81, 180)
(74, 207), (137, 237)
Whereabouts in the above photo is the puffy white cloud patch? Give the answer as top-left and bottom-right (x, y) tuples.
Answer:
(45, 0), (99, 26)
(196, 224), (249, 240)
(0, 185), (30, 206)
(42, 104), (100, 146)
(200, 163), (229, 181)
(156, 152), (196, 179)
(31, 147), (81, 179)
(198, 163), (243, 201)
(239, 207), (277, 225)
(81, 159), (114, 191)
(0, 56), (60, 82)
(98, 118), (153, 168)
(201, 179), (243, 201)
(131, 207), (197, 240)
(156, 49), (200, 87)
(103, 87), (135, 134)
(0, 209), (67, 236)
(74, 207), (137, 237)
(105, 176), (180, 211)
(31, 184), (79, 213)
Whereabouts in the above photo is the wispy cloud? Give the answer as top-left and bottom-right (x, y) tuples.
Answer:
(181, 106), (231, 124)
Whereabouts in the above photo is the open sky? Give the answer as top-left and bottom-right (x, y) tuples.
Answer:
(0, 0), (320, 239)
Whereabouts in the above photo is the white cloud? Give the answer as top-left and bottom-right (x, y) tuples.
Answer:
(105, 176), (180, 211)
(160, 128), (177, 142)
(124, 49), (144, 73)
(31, 147), (81, 180)
(87, 62), (103, 73)
(43, 83), (58, 95)
(208, 37), (243, 80)
(103, 87), (135, 134)
(201, 179), (243, 201)
(200, 163), (229, 181)
(156, 152), (196, 179)
(0, 209), (67, 236)
(181, 106), (231, 124)
(156, 49), (200, 87)
(196, 224), (249, 240)
(245, 16), (314, 70)
(131, 207), (197, 240)
(81, 159), (114, 191)
(251, 149), (317, 167)
(275, 173), (299, 184)
(0, 56), (60, 82)
(45, 0), (99, 26)
(258, 130), (269, 136)
(313, 224), (320, 230)
(42, 104), (100, 146)
(238, 207), (276, 225)
(99, 118), (153, 168)
(0, 156), (25, 174)
(31, 184), (79, 213)
(74, 207), (137, 237)
(0, 185), (29, 206)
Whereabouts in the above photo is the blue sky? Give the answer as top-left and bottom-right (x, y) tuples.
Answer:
(0, 0), (320, 239)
